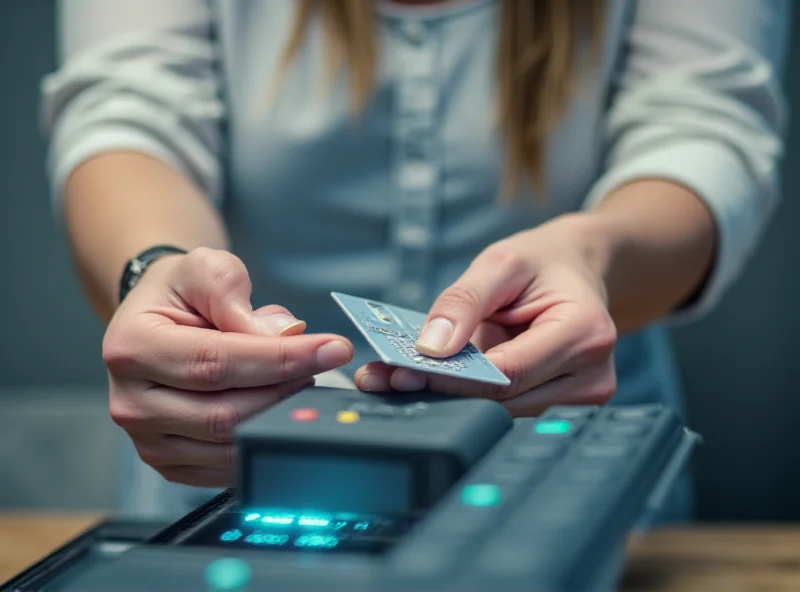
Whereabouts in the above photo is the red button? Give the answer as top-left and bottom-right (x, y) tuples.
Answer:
(291, 408), (319, 422)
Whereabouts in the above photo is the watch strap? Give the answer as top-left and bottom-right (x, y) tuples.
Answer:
(119, 245), (187, 303)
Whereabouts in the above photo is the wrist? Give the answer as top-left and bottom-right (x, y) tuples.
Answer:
(544, 212), (622, 301)
(118, 245), (188, 303)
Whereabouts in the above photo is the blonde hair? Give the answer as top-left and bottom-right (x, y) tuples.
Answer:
(280, 0), (606, 198)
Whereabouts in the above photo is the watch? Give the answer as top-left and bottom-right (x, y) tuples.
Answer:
(119, 245), (188, 303)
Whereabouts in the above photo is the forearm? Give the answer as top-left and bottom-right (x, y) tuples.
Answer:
(63, 151), (229, 322)
(577, 179), (717, 334)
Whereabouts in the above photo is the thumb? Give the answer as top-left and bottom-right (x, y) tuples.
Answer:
(417, 250), (530, 357)
(172, 248), (305, 336)
(253, 304), (307, 336)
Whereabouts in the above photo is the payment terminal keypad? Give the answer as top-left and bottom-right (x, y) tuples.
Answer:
(385, 404), (698, 591)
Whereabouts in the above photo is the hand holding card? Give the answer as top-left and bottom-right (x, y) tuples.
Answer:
(331, 292), (510, 386)
(346, 217), (619, 417)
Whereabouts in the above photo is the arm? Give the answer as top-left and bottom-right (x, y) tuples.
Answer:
(43, 0), (227, 321)
(581, 0), (790, 333)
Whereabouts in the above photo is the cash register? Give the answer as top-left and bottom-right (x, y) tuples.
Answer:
(2, 387), (700, 592)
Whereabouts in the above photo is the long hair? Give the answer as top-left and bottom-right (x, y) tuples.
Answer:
(279, 0), (606, 198)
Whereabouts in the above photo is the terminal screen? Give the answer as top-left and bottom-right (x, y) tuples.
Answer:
(246, 453), (414, 516)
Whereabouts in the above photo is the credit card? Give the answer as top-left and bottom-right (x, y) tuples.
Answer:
(331, 292), (510, 386)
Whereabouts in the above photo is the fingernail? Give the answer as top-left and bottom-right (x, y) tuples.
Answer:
(417, 318), (454, 354)
(391, 369), (427, 392)
(360, 373), (389, 392)
(256, 314), (306, 336)
(316, 341), (352, 369)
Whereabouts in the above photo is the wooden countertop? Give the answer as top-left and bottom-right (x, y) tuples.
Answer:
(2, 514), (800, 590)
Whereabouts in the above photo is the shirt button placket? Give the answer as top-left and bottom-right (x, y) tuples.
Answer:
(387, 18), (440, 309)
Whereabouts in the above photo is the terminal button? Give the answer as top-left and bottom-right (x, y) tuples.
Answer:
(511, 442), (566, 461)
(612, 407), (659, 420)
(580, 443), (630, 459)
(461, 484), (502, 507)
(290, 408), (318, 422)
(336, 410), (360, 424)
(606, 422), (648, 437)
(533, 420), (572, 435)
(548, 407), (597, 420)
(567, 465), (620, 484)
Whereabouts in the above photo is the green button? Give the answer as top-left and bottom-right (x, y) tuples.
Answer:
(461, 484), (502, 507)
(205, 558), (252, 591)
(534, 420), (572, 435)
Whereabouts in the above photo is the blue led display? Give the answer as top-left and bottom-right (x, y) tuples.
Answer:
(297, 516), (330, 527)
(294, 534), (339, 549)
(243, 533), (290, 546)
(219, 529), (243, 542)
(260, 515), (293, 526)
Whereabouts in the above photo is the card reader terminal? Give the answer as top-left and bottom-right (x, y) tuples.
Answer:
(2, 388), (700, 592)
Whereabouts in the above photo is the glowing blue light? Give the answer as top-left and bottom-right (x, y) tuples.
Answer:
(333, 521), (347, 530)
(298, 517), (330, 527)
(354, 522), (370, 531)
(295, 534), (339, 549)
(534, 420), (572, 434)
(243, 513), (260, 522)
(244, 532), (289, 546)
(260, 515), (293, 526)
(205, 558), (251, 591)
(219, 529), (243, 542)
(461, 484), (502, 507)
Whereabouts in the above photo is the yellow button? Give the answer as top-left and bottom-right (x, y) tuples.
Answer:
(337, 410), (360, 424)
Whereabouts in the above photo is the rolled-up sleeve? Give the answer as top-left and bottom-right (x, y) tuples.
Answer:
(41, 0), (225, 215)
(584, 0), (790, 322)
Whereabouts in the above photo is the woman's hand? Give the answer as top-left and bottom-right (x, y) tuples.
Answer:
(103, 247), (354, 487)
(354, 214), (617, 416)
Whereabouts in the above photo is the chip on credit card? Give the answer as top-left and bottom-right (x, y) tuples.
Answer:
(331, 292), (511, 386)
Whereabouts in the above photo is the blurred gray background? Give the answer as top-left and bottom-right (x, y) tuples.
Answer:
(0, 1), (797, 520)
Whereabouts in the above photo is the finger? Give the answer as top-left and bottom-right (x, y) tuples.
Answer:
(113, 325), (352, 390)
(135, 435), (236, 470)
(486, 309), (616, 395)
(390, 368), (428, 392)
(417, 247), (531, 358)
(470, 323), (512, 353)
(413, 316), (609, 400)
(357, 325), (503, 393)
(354, 362), (393, 392)
(174, 248), (304, 336)
(114, 377), (314, 443)
(158, 466), (234, 488)
(501, 360), (617, 417)
(385, 319), (574, 398)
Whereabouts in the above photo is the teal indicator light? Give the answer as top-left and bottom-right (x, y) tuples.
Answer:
(298, 516), (330, 527)
(205, 558), (252, 591)
(294, 534), (339, 549)
(461, 484), (502, 507)
(219, 529), (242, 542)
(243, 513), (260, 522)
(260, 515), (293, 526)
(534, 420), (572, 434)
(244, 533), (289, 546)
